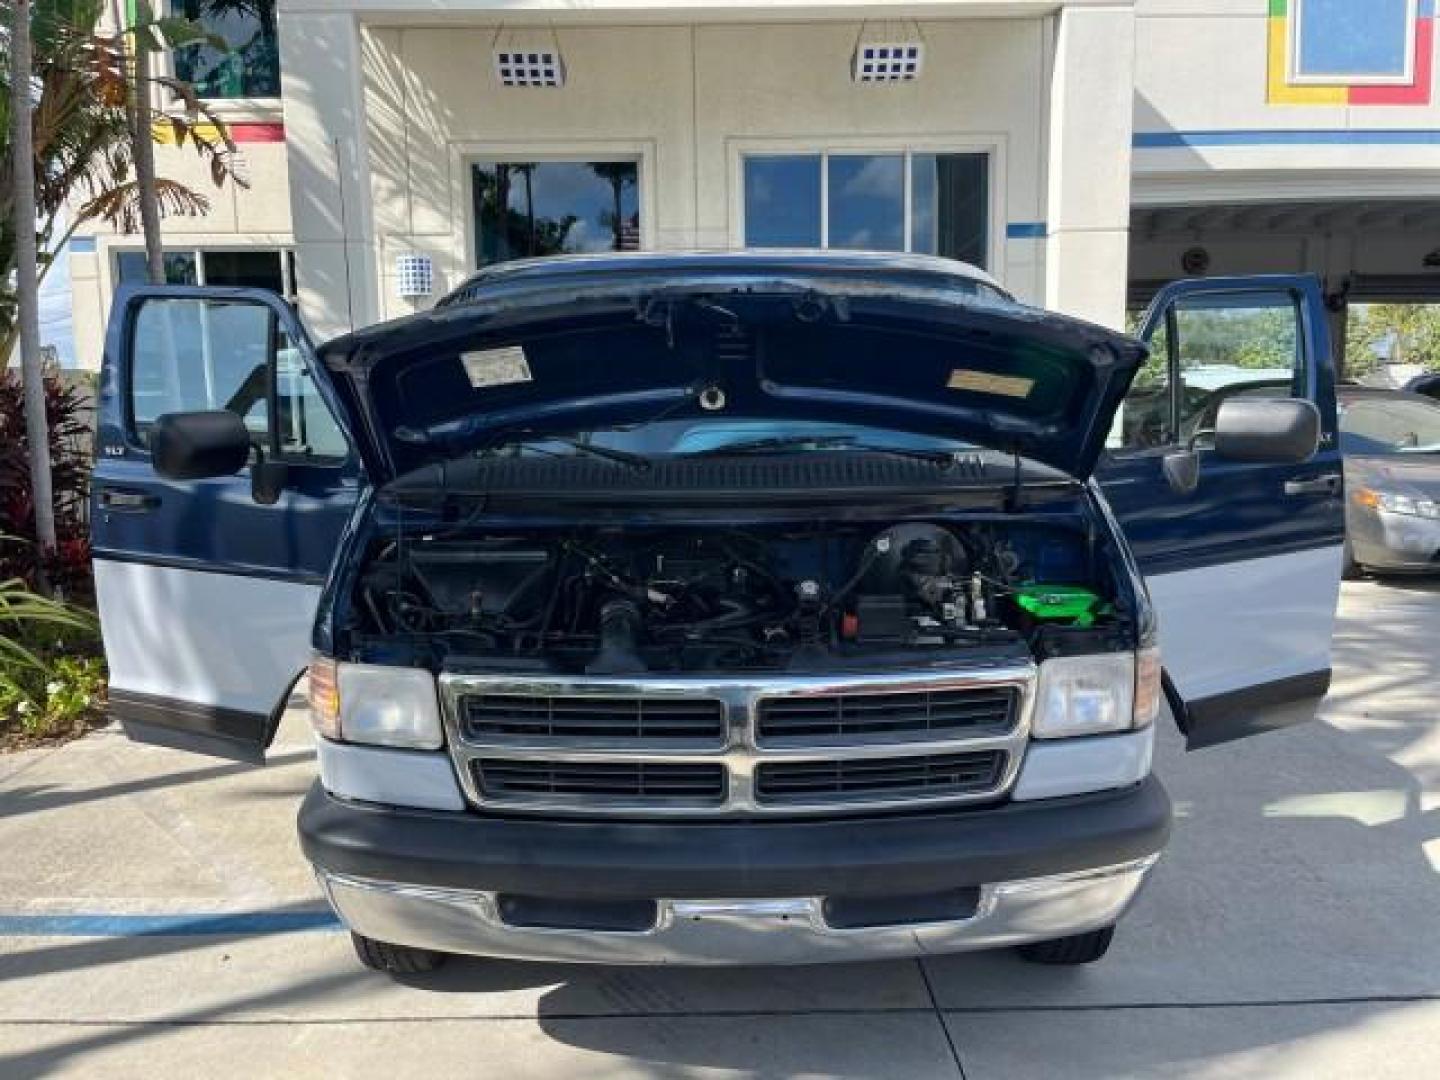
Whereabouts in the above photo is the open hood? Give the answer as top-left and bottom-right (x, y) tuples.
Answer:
(317, 252), (1148, 483)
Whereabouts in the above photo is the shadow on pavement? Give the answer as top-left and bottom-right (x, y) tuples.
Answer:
(0, 749), (315, 821)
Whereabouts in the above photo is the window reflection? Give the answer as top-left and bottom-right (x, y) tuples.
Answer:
(742, 150), (989, 267)
(473, 161), (640, 266)
(828, 155), (903, 251)
(116, 251), (198, 287)
(744, 157), (821, 248)
(173, 0), (281, 99)
(911, 154), (988, 267)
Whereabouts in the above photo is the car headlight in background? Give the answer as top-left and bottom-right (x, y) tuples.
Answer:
(306, 657), (444, 749)
(1353, 488), (1440, 519)
(1032, 647), (1161, 739)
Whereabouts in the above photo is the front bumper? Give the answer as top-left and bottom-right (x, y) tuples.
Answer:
(318, 857), (1156, 965)
(300, 776), (1170, 964)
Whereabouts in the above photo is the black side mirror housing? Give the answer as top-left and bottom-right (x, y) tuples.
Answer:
(251, 458), (291, 506)
(1213, 398), (1320, 465)
(151, 410), (251, 481)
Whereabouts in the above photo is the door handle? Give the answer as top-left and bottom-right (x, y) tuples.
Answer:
(99, 489), (160, 512)
(1283, 474), (1341, 497)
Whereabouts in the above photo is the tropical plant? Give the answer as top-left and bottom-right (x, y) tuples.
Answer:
(10, 0), (57, 581)
(0, 369), (93, 599)
(1345, 303), (1440, 378)
(0, 572), (105, 742)
(0, 0), (247, 350)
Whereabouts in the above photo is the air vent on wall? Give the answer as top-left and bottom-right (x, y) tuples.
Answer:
(852, 42), (924, 83)
(494, 49), (564, 88)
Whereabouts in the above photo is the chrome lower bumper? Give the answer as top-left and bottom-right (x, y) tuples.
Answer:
(316, 856), (1157, 966)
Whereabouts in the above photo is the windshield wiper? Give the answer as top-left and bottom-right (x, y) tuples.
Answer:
(483, 436), (650, 472)
(692, 434), (963, 468)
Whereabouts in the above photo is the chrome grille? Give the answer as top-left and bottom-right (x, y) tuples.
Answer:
(755, 751), (1006, 805)
(440, 664), (1035, 817)
(756, 687), (1017, 746)
(476, 760), (726, 808)
(462, 693), (725, 747)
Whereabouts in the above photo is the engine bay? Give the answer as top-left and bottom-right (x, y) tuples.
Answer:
(348, 515), (1131, 674)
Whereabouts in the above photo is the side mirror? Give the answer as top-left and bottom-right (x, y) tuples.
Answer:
(151, 410), (251, 481)
(251, 459), (291, 506)
(1213, 398), (1320, 465)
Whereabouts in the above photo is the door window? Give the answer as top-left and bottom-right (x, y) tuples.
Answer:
(127, 297), (346, 462)
(743, 150), (989, 268)
(472, 160), (640, 266)
(1115, 290), (1304, 451)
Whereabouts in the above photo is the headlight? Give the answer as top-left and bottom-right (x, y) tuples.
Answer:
(1355, 488), (1440, 519)
(306, 657), (443, 749)
(1033, 649), (1159, 739)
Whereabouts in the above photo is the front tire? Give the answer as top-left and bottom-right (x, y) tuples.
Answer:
(351, 932), (447, 975)
(1015, 925), (1114, 965)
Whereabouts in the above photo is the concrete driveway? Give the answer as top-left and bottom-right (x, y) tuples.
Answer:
(1, 580), (1437, 1078)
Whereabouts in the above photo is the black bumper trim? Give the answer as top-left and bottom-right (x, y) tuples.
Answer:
(299, 776), (1171, 899)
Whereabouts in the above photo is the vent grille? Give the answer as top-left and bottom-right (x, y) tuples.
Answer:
(493, 50), (564, 87)
(446, 452), (991, 495)
(476, 760), (727, 806)
(755, 751), (1005, 805)
(757, 687), (1017, 745)
(462, 693), (725, 745)
(853, 43), (924, 83)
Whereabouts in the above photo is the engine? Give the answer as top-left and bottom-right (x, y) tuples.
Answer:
(350, 517), (1121, 674)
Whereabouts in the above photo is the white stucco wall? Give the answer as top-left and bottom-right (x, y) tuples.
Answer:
(1132, 0), (1440, 203)
(67, 139), (294, 371)
(356, 18), (1057, 324)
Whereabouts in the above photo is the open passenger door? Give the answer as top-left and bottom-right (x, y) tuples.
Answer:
(1097, 276), (1344, 748)
(91, 286), (360, 762)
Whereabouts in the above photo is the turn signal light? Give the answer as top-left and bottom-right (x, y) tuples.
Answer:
(1352, 487), (1380, 510)
(1134, 646), (1163, 729)
(307, 656), (342, 740)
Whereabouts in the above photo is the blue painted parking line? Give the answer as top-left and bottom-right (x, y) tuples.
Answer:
(0, 911), (343, 936)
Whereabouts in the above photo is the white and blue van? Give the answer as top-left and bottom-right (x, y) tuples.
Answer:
(91, 252), (1343, 974)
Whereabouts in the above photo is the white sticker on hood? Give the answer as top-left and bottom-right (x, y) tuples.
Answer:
(947, 369), (1034, 398)
(461, 346), (532, 389)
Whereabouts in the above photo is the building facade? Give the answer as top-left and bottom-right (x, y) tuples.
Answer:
(67, 0), (1440, 370)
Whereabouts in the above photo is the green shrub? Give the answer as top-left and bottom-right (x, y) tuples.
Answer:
(0, 575), (106, 743)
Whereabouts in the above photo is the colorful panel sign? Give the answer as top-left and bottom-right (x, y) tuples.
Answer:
(1268, 0), (1434, 105)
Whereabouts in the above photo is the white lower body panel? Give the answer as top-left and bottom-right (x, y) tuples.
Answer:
(94, 559), (318, 716)
(1145, 545), (1342, 702)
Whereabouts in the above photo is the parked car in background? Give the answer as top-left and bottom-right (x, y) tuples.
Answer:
(1403, 372), (1440, 402)
(1339, 386), (1440, 577)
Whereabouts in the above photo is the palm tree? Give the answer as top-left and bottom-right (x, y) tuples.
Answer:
(106, 0), (247, 282)
(1, 0), (246, 592)
(589, 163), (635, 251)
(1, 0), (243, 354)
(8, 0), (57, 583)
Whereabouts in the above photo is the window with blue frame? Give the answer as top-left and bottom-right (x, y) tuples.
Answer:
(172, 0), (281, 99)
(1293, 0), (1417, 82)
(743, 150), (989, 269)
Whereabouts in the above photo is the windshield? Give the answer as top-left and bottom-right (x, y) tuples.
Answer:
(1339, 395), (1440, 455)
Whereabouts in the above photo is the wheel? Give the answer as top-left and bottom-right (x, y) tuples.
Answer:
(350, 932), (447, 975)
(1016, 926), (1115, 965)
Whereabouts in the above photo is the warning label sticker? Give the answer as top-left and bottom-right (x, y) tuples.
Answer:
(461, 346), (532, 389)
(946, 369), (1034, 398)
